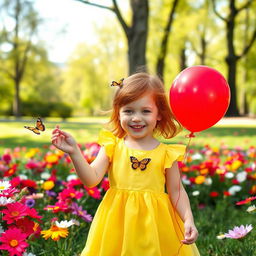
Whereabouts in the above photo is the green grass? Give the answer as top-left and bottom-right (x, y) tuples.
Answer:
(0, 118), (255, 153)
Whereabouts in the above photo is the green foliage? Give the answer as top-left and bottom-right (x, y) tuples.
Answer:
(21, 100), (73, 118)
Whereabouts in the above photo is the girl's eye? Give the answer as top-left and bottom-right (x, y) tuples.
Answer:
(123, 109), (132, 113)
(143, 109), (151, 113)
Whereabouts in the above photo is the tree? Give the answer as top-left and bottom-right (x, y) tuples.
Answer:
(156, 0), (180, 79)
(75, 0), (148, 74)
(212, 0), (256, 116)
(0, 0), (41, 117)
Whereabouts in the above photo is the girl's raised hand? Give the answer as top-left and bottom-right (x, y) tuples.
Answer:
(51, 125), (78, 154)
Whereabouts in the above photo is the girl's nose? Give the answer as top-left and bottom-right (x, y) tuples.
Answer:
(131, 114), (141, 122)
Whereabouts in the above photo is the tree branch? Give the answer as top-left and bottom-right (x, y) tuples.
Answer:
(74, 0), (113, 11)
(239, 28), (256, 58)
(112, 0), (130, 37)
(237, 0), (253, 13)
(211, 0), (227, 22)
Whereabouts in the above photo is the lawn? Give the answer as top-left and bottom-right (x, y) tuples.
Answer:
(0, 117), (255, 153)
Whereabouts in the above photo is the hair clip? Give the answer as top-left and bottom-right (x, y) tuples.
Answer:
(111, 78), (124, 88)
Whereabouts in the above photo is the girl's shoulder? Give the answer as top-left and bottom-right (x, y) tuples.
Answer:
(162, 143), (187, 169)
(98, 129), (118, 162)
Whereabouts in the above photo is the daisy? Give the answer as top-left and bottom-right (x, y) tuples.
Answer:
(55, 219), (76, 228)
(0, 227), (29, 256)
(0, 196), (15, 206)
(0, 180), (11, 191)
(246, 205), (256, 213)
(225, 224), (253, 239)
(41, 225), (69, 241)
(1, 202), (29, 224)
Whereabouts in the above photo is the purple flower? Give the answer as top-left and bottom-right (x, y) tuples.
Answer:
(46, 190), (57, 197)
(225, 224), (253, 239)
(71, 203), (92, 222)
(25, 198), (35, 208)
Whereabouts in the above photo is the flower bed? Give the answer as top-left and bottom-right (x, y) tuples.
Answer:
(0, 143), (255, 255)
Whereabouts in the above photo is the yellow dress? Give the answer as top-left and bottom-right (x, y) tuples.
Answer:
(81, 130), (200, 256)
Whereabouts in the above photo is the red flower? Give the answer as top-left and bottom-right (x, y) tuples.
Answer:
(4, 164), (18, 177)
(1, 202), (29, 224)
(101, 177), (110, 191)
(2, 153), (12, 164)
(223, 191), (231, 196)
(57, 188), (83, 201)
(236, 196), (256, 205)
(9, 218), (36, 238)
(0, 227), (29, 256)
(44, 201), (69, 213)
(27, 208), (42, 220)
(209, 191), (219, 197)
(20, 179), (37, 189)
(85, 186), (101, 199)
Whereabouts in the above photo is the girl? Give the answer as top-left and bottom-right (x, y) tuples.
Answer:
(51, 72), (200, 256)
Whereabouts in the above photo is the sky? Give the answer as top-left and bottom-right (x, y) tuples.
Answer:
(35, 0), (116, 63)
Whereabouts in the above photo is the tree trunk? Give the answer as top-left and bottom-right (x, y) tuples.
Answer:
(179, 46), (187, 71)
(156, 0), (179, 79)
(128, 0), (148, 74)
(225, 56), (239, 116)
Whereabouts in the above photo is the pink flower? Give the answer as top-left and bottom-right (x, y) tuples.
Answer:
(1, 202), (29, 224)
(225, 224), (253, 239)
(0, 227), (29, 256)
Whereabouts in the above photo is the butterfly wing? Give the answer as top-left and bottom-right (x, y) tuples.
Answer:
(139, 158), (151, 171)
(130, 156), (140, 170)
(24, 126), (41, 135)
(36, 118), (45, 131)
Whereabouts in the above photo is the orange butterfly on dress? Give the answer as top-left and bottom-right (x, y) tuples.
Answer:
(24, 118), (45, 135)
(130, 156), (151, 171)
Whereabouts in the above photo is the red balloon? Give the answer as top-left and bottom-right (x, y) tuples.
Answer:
(169, 66), (230, 133)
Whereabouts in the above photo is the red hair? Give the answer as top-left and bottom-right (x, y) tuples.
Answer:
(108, 72), (182, 138)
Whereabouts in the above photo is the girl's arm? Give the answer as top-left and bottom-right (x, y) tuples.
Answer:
(165, 161), (198, 245)
(52, 126), (109, 187)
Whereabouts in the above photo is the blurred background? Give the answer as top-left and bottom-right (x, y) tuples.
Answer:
(0, 0), (256, 119)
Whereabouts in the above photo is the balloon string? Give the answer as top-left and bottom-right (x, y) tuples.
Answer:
(174, 131), (195, 255)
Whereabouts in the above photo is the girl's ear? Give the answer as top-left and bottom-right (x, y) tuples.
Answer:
(157, 114), (162, 121)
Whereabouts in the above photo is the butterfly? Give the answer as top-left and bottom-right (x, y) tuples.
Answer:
(24, 118), (45, 135)
(111, 78), (124, 88)
(130, 156), (151, 171)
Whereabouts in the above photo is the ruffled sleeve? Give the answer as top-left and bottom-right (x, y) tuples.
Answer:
(164, 144), (186, 169)
(98, 129), (116, 162)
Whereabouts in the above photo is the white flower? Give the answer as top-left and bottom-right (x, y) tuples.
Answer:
(204, 178), (212, 185)
(228, 185), (242, 195)
(55, 219), (76, 228)
(216, 233), (226, 240)
(236, 171), (247, 183)
(182, 177), (191, 185)
(41, 172), (51, 180)
(246, 205), (256, 213)
(0, 180), (11, 191)
(0, 196), (15, 205)
(191, 153), (203, 160)
(67, 174), (78, 181)
(192, 191), (200, 196)
(18, 174), (28, 180)
(23, 252), (36, 256)
(0, 224), (4, 234)
(225, 172), (234, 179)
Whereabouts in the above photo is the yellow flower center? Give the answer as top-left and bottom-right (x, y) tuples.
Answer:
(70, 192), (75, 197)
(10, 239), (18, 247)
(0, 186), (5, 190)
(11, 211), (20, 216)
(89, 189), (94, 194)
